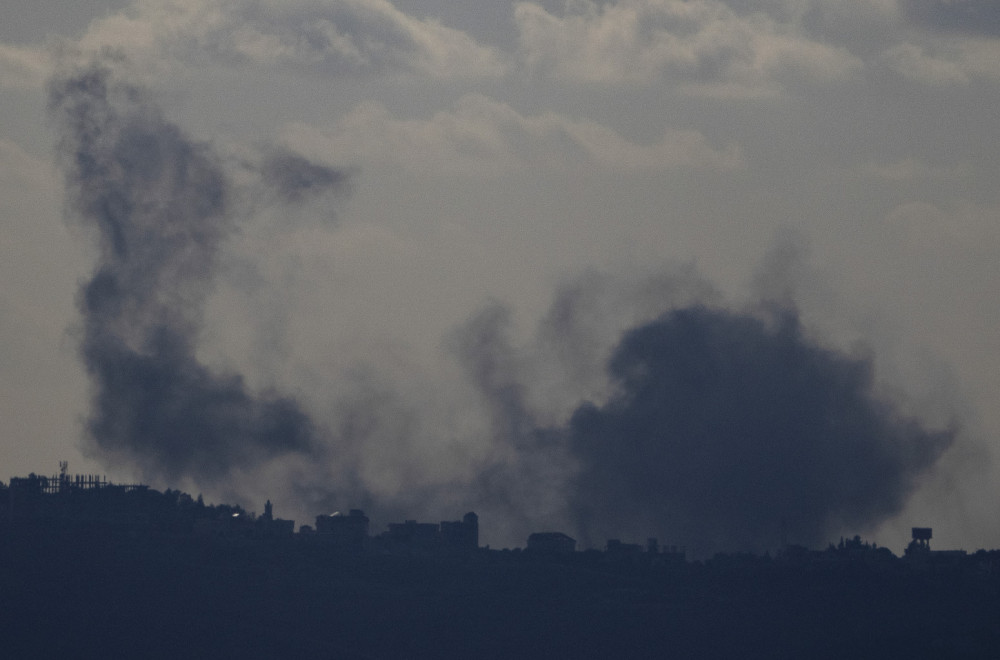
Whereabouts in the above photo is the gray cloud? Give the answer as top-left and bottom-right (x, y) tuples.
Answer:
(902, 0), (1000, 36)
(78, 0), (506, 80)
(281, 94), (741, 176)
(258, 148), (349, 205)
(513, 0), (863, 95)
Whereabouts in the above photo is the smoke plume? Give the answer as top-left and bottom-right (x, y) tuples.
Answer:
(49, 62), (345, 484)
(565, 304), (954, 555)
(448, 302), (577, 538)
(48, 61), (956, 554)
(258, 148), (350, 205)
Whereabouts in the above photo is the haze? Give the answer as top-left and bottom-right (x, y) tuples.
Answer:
(2, 0), (998, 554)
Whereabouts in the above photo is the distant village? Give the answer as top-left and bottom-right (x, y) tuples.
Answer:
(2, 467), (994, 573)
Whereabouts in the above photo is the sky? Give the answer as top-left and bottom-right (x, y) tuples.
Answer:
(2, 0), (999, 555)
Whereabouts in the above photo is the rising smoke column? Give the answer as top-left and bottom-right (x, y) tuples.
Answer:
(567, 304), (954, 555)
(46, 59), (956, 548)
(49, 62), (345, 484)
(448, 302), (578, 538)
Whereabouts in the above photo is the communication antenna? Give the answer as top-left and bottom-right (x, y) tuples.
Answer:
(59, 461), (69, 477)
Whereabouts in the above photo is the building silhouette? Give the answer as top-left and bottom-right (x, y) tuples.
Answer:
(527, 532), (576, 554)
(315, 509), (370, 549)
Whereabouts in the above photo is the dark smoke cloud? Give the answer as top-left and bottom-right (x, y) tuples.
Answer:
(45, 61), (957, 551)
(49, 62), (344, 484)
(566, 304), (954, 555)
(535, 266), (719, 409)
(258, 148), (349, 206)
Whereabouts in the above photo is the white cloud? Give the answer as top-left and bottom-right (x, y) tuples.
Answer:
(881, 41), (970, 84)
(880, 35), (1000, 85)
(77, 0), (506, 79)
(279, 94), (742, 174)
(514, 0), (863, 95)
(0, 43), (51, 89)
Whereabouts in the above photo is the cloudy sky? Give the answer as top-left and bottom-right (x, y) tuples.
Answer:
(2, 0), (998, 554)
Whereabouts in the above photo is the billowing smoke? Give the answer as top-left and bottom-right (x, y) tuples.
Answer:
(448, 302), (577, 538)
(48, 60), (956, 554)
(564, 304), (954, 555)
(49, 62), (346, 484)
(258, 148), (350, 205)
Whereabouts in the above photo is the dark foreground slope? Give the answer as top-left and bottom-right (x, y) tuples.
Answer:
(2, 528), (999, 659)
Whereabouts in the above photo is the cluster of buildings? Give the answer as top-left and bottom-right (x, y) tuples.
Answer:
(2, 468), (689, 559)
(0, 469), (485, 555)
(302, 509), (480, 554)
(7, 469), (987, 570)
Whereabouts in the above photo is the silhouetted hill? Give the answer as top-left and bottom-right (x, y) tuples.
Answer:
(3, 477), (999, 657)
(2, 527), (999, 659)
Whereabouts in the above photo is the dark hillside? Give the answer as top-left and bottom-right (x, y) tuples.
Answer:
(2, 528), (999, 659)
